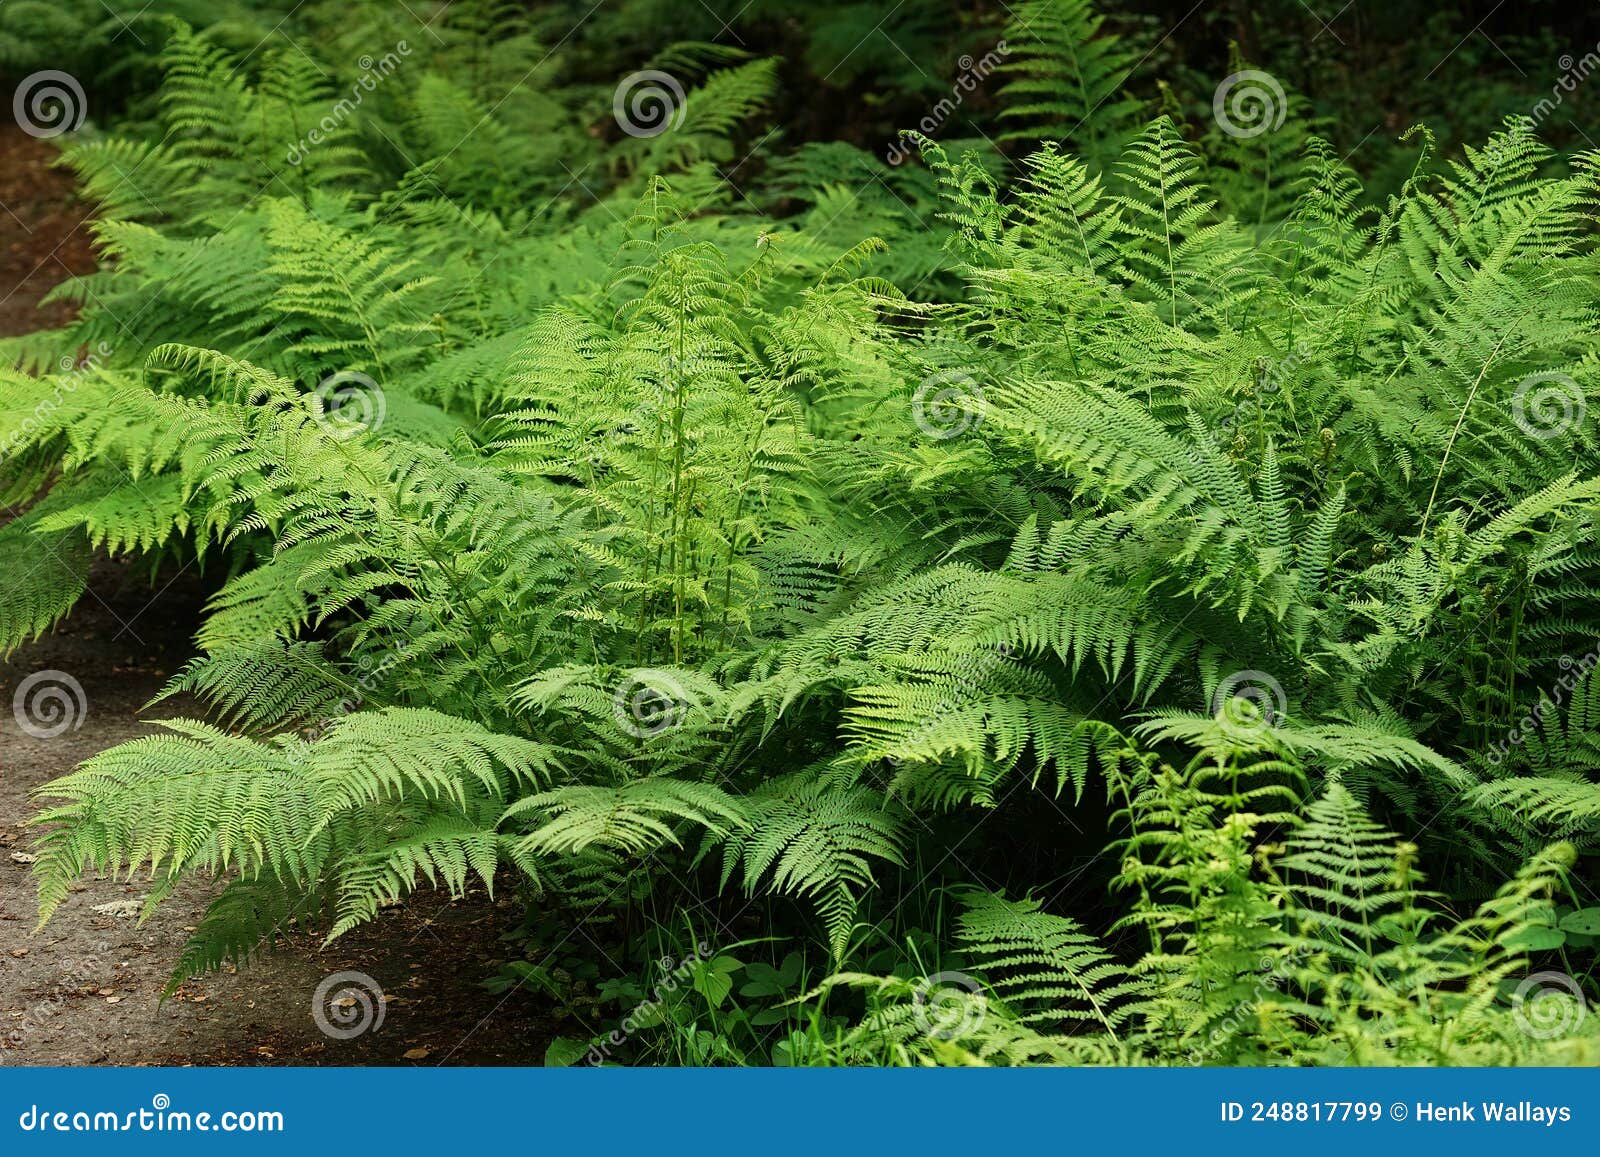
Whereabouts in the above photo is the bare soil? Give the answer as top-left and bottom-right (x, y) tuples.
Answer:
(0, 125), (96, 337)
(0, 566), (559, 1067)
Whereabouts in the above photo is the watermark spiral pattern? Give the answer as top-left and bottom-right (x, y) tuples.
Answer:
(1210, 669), (1287, 733)
(13, 71), (87, 139)
(912, 970), (986, 1041)
(1212, 70), (1287, 139)
(1511, 372), (1586, 439)
(1512, 971), (1588, 1040)
(613, 70), (687, 138)
(313, 371), (386, 440)
(612, 671), (690, 738)
(12, 670), (88, 739)
(311, 970), (386, 1040)
(912, 370), (985, 440)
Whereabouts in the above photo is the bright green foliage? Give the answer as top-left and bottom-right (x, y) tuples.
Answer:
(998, 0), (1147, 168)
(3, 1), (1598, 1066)
(812, 749), (1598, 1065)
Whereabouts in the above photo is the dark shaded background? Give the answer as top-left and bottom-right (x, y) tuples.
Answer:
(4, 0), (1597, 184)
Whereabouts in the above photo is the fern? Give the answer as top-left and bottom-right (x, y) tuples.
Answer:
(7, 0), (1600, 1069)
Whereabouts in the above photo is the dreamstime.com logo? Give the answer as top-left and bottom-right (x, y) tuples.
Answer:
(17, 1094), (284, 1133)
(12, 670), (87, 739)
(584, 942), (716, 1065)
(1512, 971), (1589, 1040)
(12, 71), (86, 138)
(311, 970), (386, 1039)
(885, 42), (1010, 165)
(885, 645), (1015, 768)
(0, 341), (115, 466)
(3, 942), (112, 1058)
(286, 41), (411, 165)
(1187, 945), (1317, 1064)
(303, 641), (413, 743)
(1212, 70), (1287, 139)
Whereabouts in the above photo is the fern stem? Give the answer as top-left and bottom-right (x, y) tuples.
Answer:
(1419, 324), (1520, 537)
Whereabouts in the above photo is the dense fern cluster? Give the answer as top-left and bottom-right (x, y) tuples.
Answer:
(3, 1), (1598, 1065)
(817, 753), (1595, 1066)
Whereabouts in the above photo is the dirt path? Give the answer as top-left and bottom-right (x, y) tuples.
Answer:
(0, 569), (557, 1067)
(0, 125), (96, 336)
(1, 127), (558, 1067)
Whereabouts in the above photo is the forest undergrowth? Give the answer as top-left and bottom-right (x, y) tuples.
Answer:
(1, 0), (1598, 1065)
